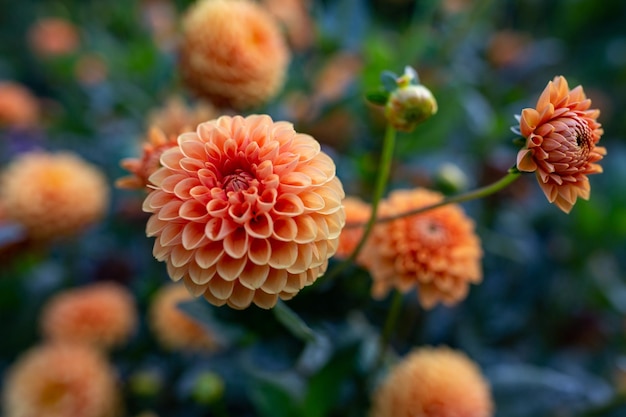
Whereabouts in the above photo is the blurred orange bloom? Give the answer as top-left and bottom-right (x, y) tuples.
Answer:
(143, 115), (345, 309)
(334, 196), (370, 260)
(370, 346), (493, 417)
(0, 82), (40, 128)
(149, 283), (221, 351)
(0, 151), (109, 240)
(362, 188), (482, 309)
(263, 0), (314, 51)
(40, 282), (137, 351)
(117, 97), (218, 190)
(2, 343), (120, 417)
(179, 0), (290, 109)
(27, 18), (80, 57)
(517, 75), (605, 213)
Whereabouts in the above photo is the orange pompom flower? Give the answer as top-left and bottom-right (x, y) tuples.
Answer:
(149, 283), (221, 352)
(27, 17), (80, 57)
(40, 282), (137, 351)
(0, 82), (40, 128)
(362, 188), (482, 309)
(143, 115), (345, 309)
(516, 75), (605, 213)
(334, 196), (370, 260)
(370, 346), (494, 417)
(117, 97), (218, 190)
(179, 0), (290, 109)
(0, 151), (109, 240)
(2, 343), (120, 417)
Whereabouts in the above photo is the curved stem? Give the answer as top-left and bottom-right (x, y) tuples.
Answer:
(374, 290), (404, 370)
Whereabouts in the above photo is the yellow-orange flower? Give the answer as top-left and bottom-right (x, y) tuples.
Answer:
(143, 115), (345, 309)
(516, 75), (605, 213)
(362, 188), (482, 309)
(149, 283), (221, 351)
(179, 0), (290, 109)
(40, 282), (137, 350)
(0, 151), (109, 240)
(370, 346), (493, 417)
(2, 343), (119, 417)
(0, 82), (40, 128)
(28, 18), (80, 57)
(117, 97), (219, 190)
(334, 196), (370, 260)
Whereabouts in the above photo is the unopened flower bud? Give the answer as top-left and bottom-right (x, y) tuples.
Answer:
(434, 163), (469, 194)
(385, 84), (438, 132)
(191, 372), (225, 405)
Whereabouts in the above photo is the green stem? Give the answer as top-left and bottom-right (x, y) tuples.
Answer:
(374, 290), (404, 370)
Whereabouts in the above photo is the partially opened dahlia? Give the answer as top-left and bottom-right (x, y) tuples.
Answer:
(516, 75), (605, 213)
(362, 188), (482, 309)
(143, 115), (345, 309)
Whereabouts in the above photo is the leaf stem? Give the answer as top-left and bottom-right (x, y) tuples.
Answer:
(374, 290), (404, 370)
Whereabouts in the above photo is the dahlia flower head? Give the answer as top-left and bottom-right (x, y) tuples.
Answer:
(149, 283), (221, 352)
(40, 282), (137, 351)
(334, 196), (371, 260)
(27, 17), (80, 57)
(2, 343), (120, 417)
(370, 346), (494, 417)
(362, 188), (482, 309)
(516, 75), (605, 213)
(118, 97), (219, 190)
(143, 115), (345, 309)
(179, 0), (290, 109)
(0, 151), (109, 240)
(0, 81), (40, 128)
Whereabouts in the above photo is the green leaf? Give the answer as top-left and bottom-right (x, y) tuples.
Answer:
(273, 300), (316, 343)
(365, 89), (389, 106)
(249, 377), (300, 417)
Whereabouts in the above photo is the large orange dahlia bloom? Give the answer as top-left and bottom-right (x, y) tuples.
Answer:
(2, 343), (120, 417)
(40, 282), (137, 351)
(0, 151), (109, 240)
(362, 188), (482, 309)
(370, 346), (493, 417)
(179, 0), (290, 110)
(516, 75), (605, 213)
(143, 115), (345, 309)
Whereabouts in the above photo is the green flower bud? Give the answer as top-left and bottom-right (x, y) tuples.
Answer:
(434, 163), (469, 194)
(385, 84), (438, 132)
(191, 372), (225, 405)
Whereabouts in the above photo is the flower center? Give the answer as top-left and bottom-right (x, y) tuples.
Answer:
(222, 169), (254, 192)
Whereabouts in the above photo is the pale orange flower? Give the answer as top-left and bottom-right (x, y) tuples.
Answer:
(0, 151), (109, 240)
(28, 18), (80, 57)
(0, 82), (40, 128)
(334, 196), (371, 260)
(40, 282), (137, 350)
(516, 75), (605, 213)
(179, 0), (290, 109)
(2, 343), (120, 417)
(117, 97), (218, 190)
(370, 346), (493, 417)
(362, 188), (482, 309)
(149, 283), (221, 351)
(143, 115), (345, 309)
(262, 0), (314, 51)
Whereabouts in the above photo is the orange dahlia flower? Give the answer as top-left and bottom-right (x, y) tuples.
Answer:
(334, 196), (371, 260)
(28, 18), (80, 57)
(179, 0), (290, 109)
(516, 75), (605, 213)
(0, 82), (40, 128)
(2, 343), (120, 417)
(0, 151), (109, 240)
(143, 115), (345, 309)
(149, 283), (221, 351)
(370, 346), (493, 417)
(362, 188), (482, 309)
(117, 97), (218, 190)
(40, 282), (137, 350)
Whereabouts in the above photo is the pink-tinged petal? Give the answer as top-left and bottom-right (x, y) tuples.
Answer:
(160, 174), (189, 193)
(195, 240), (224, 269)
(205, 217), (237, 241)
(316, 186), (345, 215)
(178, 135), (206, 160)
(182, 222), (207, 250)
(183, 279), (209, 297)
(144, 190), (173, 211)
(223, 228), (249, 259)
(179, 157), (205, 173)
(279, 172), (313, 193)
(299, 191), (326, 211)
(160, 148), (184, 170)
(146, 215), (168, 237)
(207, 277), (234, 300)
(248, 238), (272, 265)
(188, 262), (216, 285)
(228, 284), (255, 309)
(174, 177), (200, 200)
(516, 149), (537, 172)
(238, 262), (269, 289)
(167, 262), (186, 281)
(273, 193), (305, 217)
(293, 215), (318, 244)
(520, 108), (540, 137)
(287, 243), (312, 274)
(207, 198), (229, 217)
(147, 167), (171, 187)
(260, 268), (288, 294)
(160, 223), (184, 247)
(153, 240), (170, 261)
(272, 217), (298, 241)
(170, 245), (194, 268)
(244, 212), (273, 239)
(268, 240), (298, 269)
(203, 291), (227, 307)
(179, 199), (208, 221)
(216, 254), (247, 281)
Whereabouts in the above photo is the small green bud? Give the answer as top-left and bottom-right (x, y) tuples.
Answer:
(191, 372), (225, 405)
(434, 163), (469, 194)
(129, 370), (163, 397)
(385, 83), (438, 132)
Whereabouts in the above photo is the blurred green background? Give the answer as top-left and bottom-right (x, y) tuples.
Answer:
(1, 0), (626, 416)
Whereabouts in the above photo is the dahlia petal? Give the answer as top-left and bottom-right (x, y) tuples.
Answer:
(147, 167), (171, 187)
(238, 261), (269, 289)
(144, 190), (173, 211)
(153, 240), (170, 261)
(248, 238), (272, 265)
(312, 214), (330, 239)
(178, 135), (207, 160)
(283, 271), (307, 292)
(324, 214), (345, 240)
(256, 188), (277, 212)
(179, 157), (205, 173)
(272, 217), (298, 241)
(296, 165), (328, 185)
(520, 108), (540, 136)
(171, 245), (194, 268)
(160, 174), (189, 193)
(207, 276), (235, 300)
(207, 198), (229, 217)
(205, 217), (237, 240)
(188, 261), (216, 285)
(260, 268), (288, 294)
(279, 172), (312, 193)
(244, 212), (273, 238)
(516, 150), (536, 172)
(174, 178), (200, 200)
(299, 191), (326, 211)
(182, 222), (207, 250)
(293, 215), (318, 244)
(160, 148), (184, 170)
(268, 240), (298, 269)
(160, 223), (184, 246)
(183, 279), (209, 296)
(179, 199), (209, 221)
(287, 243), (313, 274)
(315, 187), (344, 215)
(273, 193), (305, 216)
(252, 290), (278, 309)
(203, 290), (228, 307)
(195, 240), (224, 268)
(538, 181), (559, 203)
(228, 284), (255, 309)
(223, 228), (249, 259)
(146, 215), (168, 236)
(216, 254), (247, 281)
(167, 262), (186, 281)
